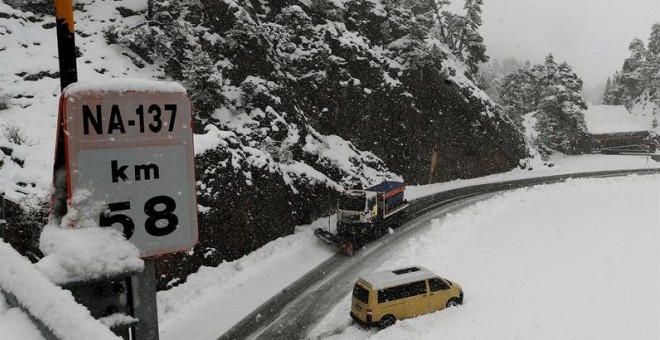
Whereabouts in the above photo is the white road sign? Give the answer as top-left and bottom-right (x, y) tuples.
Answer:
(61, 80), (198, 258)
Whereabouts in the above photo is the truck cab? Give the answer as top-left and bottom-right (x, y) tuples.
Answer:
(337, 190), (379, 225)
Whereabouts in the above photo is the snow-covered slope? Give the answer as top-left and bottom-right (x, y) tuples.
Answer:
(0, 0), (400, 284)
(0, 0), (160, 201)
(0, 0), (395, 199)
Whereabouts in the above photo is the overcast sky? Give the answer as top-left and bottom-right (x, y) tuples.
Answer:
(451, 0), (660, 89)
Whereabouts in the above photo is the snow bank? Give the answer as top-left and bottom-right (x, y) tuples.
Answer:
(0, 241), (121, 340)
(36, 190), (143, 285)
(158, 217), (336, 340)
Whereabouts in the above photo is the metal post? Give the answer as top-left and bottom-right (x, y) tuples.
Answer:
(53, 0), (78, 90)
(132, 259), (160, 340)
(51, 0), (79, 222)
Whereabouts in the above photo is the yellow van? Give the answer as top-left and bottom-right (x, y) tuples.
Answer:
(350, 266), (463, 328)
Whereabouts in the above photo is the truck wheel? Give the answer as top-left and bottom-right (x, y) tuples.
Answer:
(379, 315), (396, 329)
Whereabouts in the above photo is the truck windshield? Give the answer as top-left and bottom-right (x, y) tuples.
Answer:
(338, 197), (365, 211)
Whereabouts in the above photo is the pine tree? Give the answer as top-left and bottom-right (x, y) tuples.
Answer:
(182, 47), (224, 124)
(434, 0), (488, 75)
(646, 23), (660, 104)
(648, 23), (660, 56)
(603, 77), (612, 103)
(536, 59), (587, 153)
(619, 38), (648, 103)
(604, 22), (660, 109)
(500, 54), (587, 154)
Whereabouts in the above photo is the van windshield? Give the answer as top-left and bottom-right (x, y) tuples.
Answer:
(353, 284), (369, 303)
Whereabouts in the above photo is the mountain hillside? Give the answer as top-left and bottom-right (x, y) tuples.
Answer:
(1, 0), (527, 287)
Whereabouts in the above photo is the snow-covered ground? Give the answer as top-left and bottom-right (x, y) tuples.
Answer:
(0, 155), (660, 340)
(309, 174), (660, 339)
(0, 0), (160, 202)
(153, 157), (660, 340)
(2, 1), (659, 338)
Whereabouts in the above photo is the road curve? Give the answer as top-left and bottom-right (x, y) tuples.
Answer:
(217, 168), (660, 340)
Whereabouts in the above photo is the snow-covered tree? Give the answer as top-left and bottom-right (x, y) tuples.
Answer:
(435, 0), (488, 75)
(0, 89), (8, 111)
(182, 47), (224, 124)
(604, 23), (660, 108)
(648, 23), (660, 56)
(477, 57), (527, 102)
(501, 54), (587, 154)
(536, 57), (588, 154)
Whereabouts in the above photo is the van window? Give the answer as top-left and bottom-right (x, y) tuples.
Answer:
(428, 278), (450, 292)
(353, 284), (369, 303)
(378, 280), (427, 303)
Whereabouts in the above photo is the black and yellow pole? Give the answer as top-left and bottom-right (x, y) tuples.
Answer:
(54, 0), (78, 91)
(52, 0), (78, 220)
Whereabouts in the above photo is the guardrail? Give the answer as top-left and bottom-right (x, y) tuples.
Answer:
(408, 168), (660, 220)
(0, 241), (121, 340)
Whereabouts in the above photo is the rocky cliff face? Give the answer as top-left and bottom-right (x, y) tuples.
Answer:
(1, 0), (527, 288)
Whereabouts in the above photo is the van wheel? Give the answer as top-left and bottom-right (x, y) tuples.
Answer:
(446, 298), (461, 308)
(379, 315), (396, 329)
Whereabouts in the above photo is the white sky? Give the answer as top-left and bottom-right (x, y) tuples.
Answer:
(451, 0), (660, 88)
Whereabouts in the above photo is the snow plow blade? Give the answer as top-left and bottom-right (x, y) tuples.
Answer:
(313, 228), (354, 255)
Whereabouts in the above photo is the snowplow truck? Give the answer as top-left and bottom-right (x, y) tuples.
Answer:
(314, 181), (408, 255)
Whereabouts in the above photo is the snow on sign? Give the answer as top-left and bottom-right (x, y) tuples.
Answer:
(60, 79), (198, 258)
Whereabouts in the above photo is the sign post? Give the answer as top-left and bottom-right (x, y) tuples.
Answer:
(52, 0), (78, 221)
(55, 80), (198, 339)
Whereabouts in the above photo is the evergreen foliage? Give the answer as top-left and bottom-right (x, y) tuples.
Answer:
(0, 89), (9, 111)
(603, 23), (660, 109)
(476, 57), (527, 103)
(500, 54), (587, 154)
(435, 0), (489, 75)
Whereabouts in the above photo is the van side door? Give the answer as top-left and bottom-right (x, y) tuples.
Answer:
(427, 277), (452, 312)
(402, 280), (429, 318)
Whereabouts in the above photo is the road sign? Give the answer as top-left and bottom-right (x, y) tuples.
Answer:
(59, 80), (198, 258)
